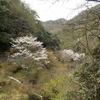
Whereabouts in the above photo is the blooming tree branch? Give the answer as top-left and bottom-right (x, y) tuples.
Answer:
(59, 49), (85, 62)
(9, 35), (49, 68)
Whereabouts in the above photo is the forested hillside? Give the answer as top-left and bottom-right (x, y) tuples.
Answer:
(43, 18), (66, 34)
(0, 0), (60, 51)
(43, 4), (100, 50)
(0, 0), (100, 100)
(43, 3), (100, 100)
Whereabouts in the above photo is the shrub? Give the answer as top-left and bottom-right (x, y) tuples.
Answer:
(34, 31), (60, 50)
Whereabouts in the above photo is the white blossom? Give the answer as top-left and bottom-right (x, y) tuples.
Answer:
(59, 49), (85, 62)
(9, 35), (49, 65)
(63, 49), (74, 56)
(76, 38), (82, 42)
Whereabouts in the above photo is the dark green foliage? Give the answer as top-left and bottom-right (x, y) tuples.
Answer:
(65, 90), (85, 100)
(0, 0), (38, 51)
(0, 0), (11, 51)
(65, 58), (100, 100)
(28, 94), (42, 100)
(75, 60), (100, 100)
(0, 32), (11, 51)
(93, 43), (100, 60)
(0, 0), (60, 51)
(8, 0), (38, 35)
(35, 31), (60, 50)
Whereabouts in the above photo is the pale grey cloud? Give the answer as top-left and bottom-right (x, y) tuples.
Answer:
(21, 0), (97, 21)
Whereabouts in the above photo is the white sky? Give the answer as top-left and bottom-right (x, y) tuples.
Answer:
(21, 0), (98, 21)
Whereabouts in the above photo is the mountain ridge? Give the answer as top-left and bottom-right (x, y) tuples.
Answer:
(42, 18), (67, 34)
(43, 4), (100, 34)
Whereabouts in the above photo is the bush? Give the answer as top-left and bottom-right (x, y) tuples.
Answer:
(35, 31), (60, 50)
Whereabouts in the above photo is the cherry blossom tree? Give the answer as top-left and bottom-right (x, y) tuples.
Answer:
(9, 35), (49, 69)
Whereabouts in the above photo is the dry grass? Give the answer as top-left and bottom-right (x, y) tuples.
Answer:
(0, 51), (78, 100)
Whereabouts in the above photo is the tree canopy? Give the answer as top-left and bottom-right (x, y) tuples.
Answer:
(0, 0), (60, 51)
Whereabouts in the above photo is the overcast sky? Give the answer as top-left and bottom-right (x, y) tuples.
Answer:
(21, 0), (98, 21)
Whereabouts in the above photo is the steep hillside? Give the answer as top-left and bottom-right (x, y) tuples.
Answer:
(60, 4), (100, 49)
(43, 4), (100, 50)
(43, 18), (67, 34)
(0, 0), (100, 100)
(0, 0), (60, 51)
(43, 4), (100, 35)
(0, 0), (75, 99)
